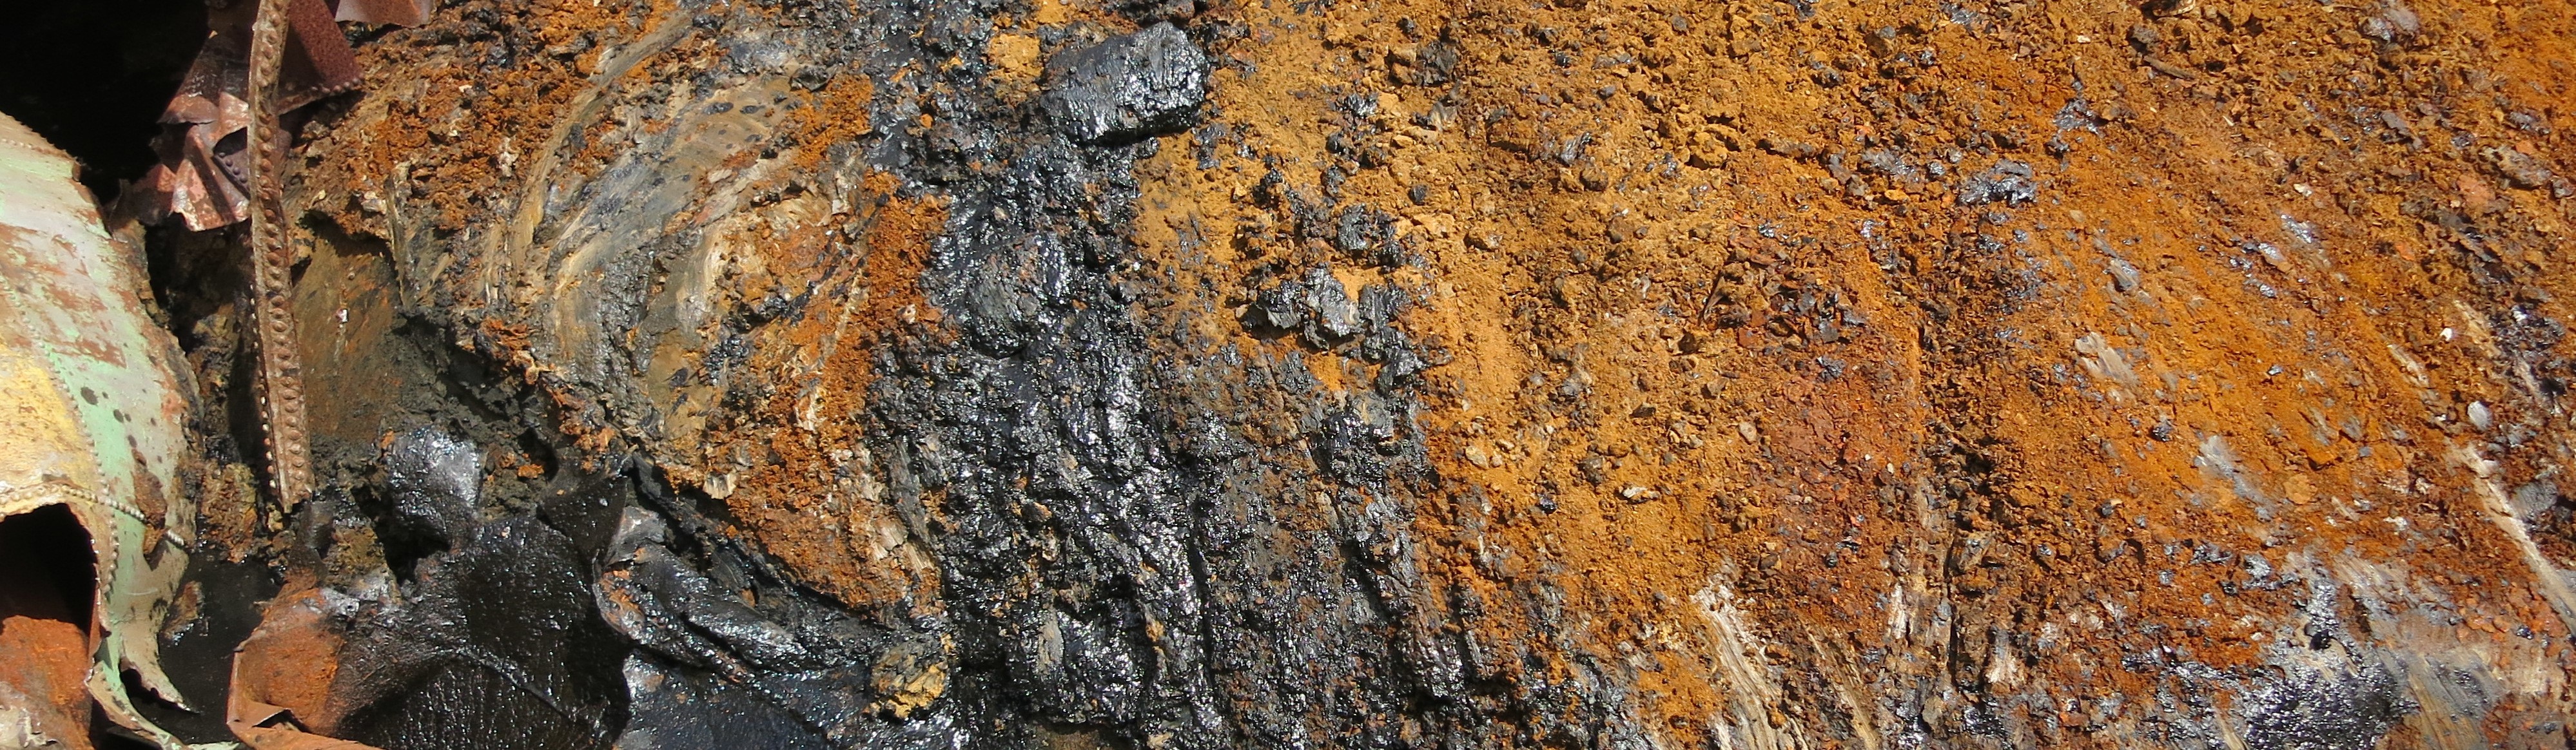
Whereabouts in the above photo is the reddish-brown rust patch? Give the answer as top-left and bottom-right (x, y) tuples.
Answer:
(300, 0), (678, 238)
(698, 170), (950, 612)
(782, 75), (877, 175)
(228, 588), (349, 734)
(0, 532), (93, 750)
(226, 588), (389, 749)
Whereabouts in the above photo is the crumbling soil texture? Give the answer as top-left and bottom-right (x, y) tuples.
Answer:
(167, 0), (2576, 746)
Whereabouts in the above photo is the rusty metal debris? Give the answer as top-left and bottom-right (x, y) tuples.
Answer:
(226, 590), (387, 750)
(331, 0), (429, 28)
(0, 111), (197, 749)
(130, 0), (406, 231)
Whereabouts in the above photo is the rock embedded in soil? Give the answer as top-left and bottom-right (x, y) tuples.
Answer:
(1956, 159), (2039, 206)
(1046, 23), (1212, 144)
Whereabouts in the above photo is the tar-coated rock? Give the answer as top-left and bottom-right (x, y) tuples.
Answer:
(384, 427), (483, 543)
(1046, 23), (1211, 144)
(1956, 159), (2038, 206)
(330, 515), (628, 750)
(613, 655), (833, 750)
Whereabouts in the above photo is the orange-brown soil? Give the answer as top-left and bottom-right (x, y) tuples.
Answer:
(1126, 0), (2575, 744)
(215, 0), (2576, 745)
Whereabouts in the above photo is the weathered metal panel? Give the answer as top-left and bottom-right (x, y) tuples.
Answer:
(0, 111), (198, 749)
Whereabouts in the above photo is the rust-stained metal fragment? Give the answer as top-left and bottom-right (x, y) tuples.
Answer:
(0, 111), (197, 749)
(280, 0), (362, 111)
(135, 0), (379, 231)
(227, 589), (386, 750)
(332, 0), (430, 28)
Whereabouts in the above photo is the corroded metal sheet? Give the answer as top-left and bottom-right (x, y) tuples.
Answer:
(133, 0), (369, 232)
(0, 111), (197, 749)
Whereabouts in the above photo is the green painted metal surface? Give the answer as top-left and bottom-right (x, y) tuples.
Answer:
(0, 111), (201, 749)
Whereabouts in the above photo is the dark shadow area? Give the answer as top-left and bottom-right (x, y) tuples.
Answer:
(0, 505), (94, 631)
(0, 0), (205, 202)
(126, 559), (280, 744)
